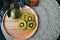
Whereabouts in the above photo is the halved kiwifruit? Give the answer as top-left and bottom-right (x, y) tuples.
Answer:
(18, 20), (26, 30)
(21, 12), (29, 20)
(21, 12), (35, 22)
(25, 14), (35, 22)
(27, 21), (36, 30)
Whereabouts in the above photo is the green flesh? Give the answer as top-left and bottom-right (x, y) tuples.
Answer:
(27, 21), (36, 30)
(18, 20), (26, 30)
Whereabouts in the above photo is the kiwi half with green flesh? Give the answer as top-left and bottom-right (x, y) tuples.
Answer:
(18, 20), (26, 30)
(11, 8), (20, 19)
(21, 12), (29, 20)
(25, 14), (35, 22)
(27, 21), (36, 30)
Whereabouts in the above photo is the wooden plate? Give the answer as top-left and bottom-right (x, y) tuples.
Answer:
(2, 5), (38, 40)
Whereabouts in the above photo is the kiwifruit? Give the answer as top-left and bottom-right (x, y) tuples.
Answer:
(18, 20), (26, 30)
(21, 12), (29, 20)
(27, 21), (36, 30)
(25, 14), (35, 22)
(11, 8), (20, 19)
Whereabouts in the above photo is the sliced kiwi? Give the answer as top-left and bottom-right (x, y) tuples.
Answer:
(25, 14), (35, 22)
(21, 12), (35, 22)
(27, 21), (36, 30)
(21, 12), (29, 20)
(18, 20), (26, 30)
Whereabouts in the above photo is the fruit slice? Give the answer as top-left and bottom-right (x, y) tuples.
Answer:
(21, 12), (35, 22)
(25, 14), (35, 22)
(27, 21), (36, 30)
(21, 12), (29, 20)
(11, 8), (20, 19)
(18, 20), (26, 30)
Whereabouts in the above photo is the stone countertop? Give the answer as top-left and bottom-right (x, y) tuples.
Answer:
(0, 0), (60, 40)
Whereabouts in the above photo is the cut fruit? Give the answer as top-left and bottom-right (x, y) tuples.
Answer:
(21, 12), (35, 22)
(27, 21), (36, 30)
(25, 14), (35, 22)
(11, 8), (20, 19)
(18, 20), (26, 30)
(21, 12), (29, 20)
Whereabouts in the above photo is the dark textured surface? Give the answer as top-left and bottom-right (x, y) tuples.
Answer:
(56, 0), (60, 5)
(57, 35), (60, 40)
(56, 0), (60, 40)
(0, 24), (6, 40)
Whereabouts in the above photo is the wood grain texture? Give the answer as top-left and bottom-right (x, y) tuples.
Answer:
(2, 6), (38, 40)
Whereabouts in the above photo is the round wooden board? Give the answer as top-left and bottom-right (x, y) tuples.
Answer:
(2, 6), (38, 40)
